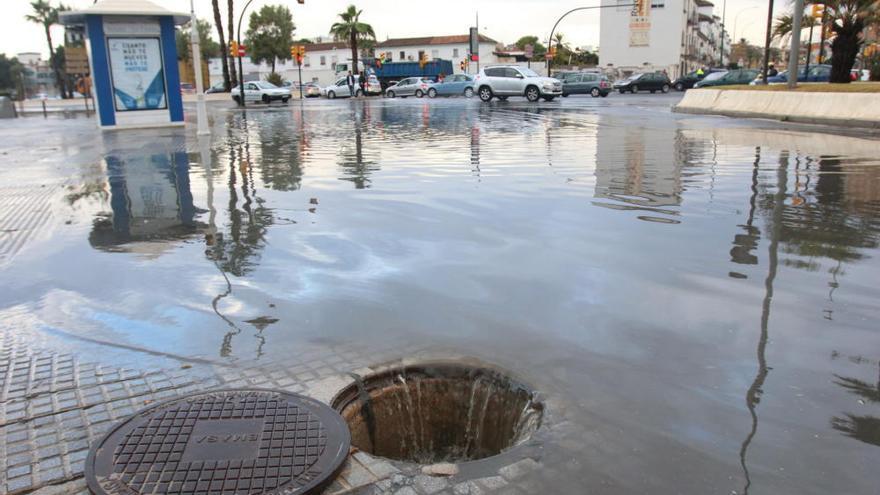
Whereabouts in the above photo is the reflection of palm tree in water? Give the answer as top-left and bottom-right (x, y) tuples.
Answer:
(339, 106), (378, 189)
(739, 150), (787, 494)
(830, 361), (880, 446)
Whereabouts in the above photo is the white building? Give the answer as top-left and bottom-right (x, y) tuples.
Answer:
(375, 34), (500, 73)
(599, 0), (729, 78)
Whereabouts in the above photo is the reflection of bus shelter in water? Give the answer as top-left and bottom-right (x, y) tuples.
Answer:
(89, 148), (202, 254)
(60, 0), (189, 130)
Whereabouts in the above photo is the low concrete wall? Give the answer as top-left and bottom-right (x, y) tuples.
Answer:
(673, 89), (880, 129)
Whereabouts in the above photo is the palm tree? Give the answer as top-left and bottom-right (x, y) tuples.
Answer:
(329, 5), (375, 75)
(211, 0), (231, 91)
(25, 0), (68, 98)
(816, 0), (880, 82)
(552, 32), (571, 64)
(771, 10), (818, 47)
(227, 0), (237, 86)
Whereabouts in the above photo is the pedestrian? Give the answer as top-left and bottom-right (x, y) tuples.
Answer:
(438, 72), (445, 83)
(767, 64), (778, 77)
(358, 73), (366, 97)
(696, 67), (705, 77)
(346, 71), (355, 97)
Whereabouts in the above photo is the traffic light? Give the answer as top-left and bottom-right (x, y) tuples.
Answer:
(460, 59), (467, 71)
(811, 3), (824, 18)
(291, 45), (305, 65)
(229, 40), (239, 58)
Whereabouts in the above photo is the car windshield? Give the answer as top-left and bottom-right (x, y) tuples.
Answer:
(256, 81), (277, 89)
(519, 68), (540, 77)
(703, 71), (728, 81)
(627, 74), (643, 80)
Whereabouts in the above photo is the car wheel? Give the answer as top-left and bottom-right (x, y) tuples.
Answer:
(387, 90), (395, 98)
(262, 94), (270, 104)
(428, 88), (437, 98)
(328, 91), (336, 99)
(661, 84), (670, 93)
(675, 82), (685, 92)
(478, 86), (493, 102)
(525, 86), (540, 102)
(619, 89), (626, 94)
(282, 97), (289, 103)
(631, 84), (639, 93)
(590, 87), (600, 98)
(415, 89), (424, 98)
(463, 87), (474, 98)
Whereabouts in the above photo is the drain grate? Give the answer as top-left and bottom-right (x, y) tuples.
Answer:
(86, 389), (350, 495)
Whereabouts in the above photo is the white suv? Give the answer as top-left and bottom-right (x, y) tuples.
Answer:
(474, 66), (563, 102)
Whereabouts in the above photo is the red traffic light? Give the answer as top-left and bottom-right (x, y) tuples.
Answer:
(238, 44), (246, 56)
(470, 54), (479, 62)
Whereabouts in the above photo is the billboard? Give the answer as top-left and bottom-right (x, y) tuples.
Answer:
(107, 37), (167, 111)
(629, 0), (651, 47)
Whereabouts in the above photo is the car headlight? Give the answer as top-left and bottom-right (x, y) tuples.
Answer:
(542, 83), (554, 90)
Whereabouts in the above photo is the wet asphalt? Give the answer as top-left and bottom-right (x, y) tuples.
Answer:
(0, 92), (878, 494)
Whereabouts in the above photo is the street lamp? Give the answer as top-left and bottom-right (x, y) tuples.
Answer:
(236, 0), (305, 107)
(546, 2), (636, 76)
(731, 6), (759, 42)
(190, 0), (209, 135)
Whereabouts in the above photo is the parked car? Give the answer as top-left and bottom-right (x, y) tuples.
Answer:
(385, 77), (432, 98)
(694, 69), (759, 88)
(230, 81), (291, 104)
(180, 83), (195, 94)
(427, 74), (476, 98)
(764, 64), (831, 84)
(613, 72), (672, 93)
(473, 65), (563, 102)
(671, 68), (724, 91)
(561, 72), (611, 97)
(205, 82), (227, 94)
(303, 82), (322, 97)
(322, 74), (382, 98)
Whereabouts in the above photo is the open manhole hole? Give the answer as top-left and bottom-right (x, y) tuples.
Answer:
(86, 389), (350, 495)
(332, 363), (543, 464)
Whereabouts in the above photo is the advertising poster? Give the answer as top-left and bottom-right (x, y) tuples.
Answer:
(107, 38), (167, 111)
(629, 0), (651, 47)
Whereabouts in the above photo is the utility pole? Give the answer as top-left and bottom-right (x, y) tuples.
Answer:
(760, 0), (775, 84)
(476, 12), (480, 73)
(190, 0), (210, 135)
(787, 0), (804, 89)
(719, 0), (727, 67)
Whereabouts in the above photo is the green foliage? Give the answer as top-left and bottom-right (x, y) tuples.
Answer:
(265, 72), (283, 86)
(867, 54), (880, 81)
(25, 0), (69, 97)
(330, 5), (375, 74)
(177, 19), (220, 61)
(246, 5), (295, 72)
(0, 54), (23, 91)
(514, 36), (546, 58)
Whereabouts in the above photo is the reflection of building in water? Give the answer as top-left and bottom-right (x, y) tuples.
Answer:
(89, 146), (202, 255)
(594, 123), (689, 212)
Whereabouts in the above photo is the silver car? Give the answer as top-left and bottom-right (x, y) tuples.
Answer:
(385, 77), (432, 98)
(473, 66), (563, 102)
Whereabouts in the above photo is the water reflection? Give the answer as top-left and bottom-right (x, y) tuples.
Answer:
(88, 136), (202, 254)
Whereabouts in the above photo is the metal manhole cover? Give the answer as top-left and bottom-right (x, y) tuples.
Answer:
(86, 389), (350, 495)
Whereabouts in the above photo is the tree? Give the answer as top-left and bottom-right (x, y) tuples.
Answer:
(25, 0), (69, 98)
(246, 5), (295, 74)
(771, 10), (818, 47)
(176, 19), (220, 62)
(0, 54), (23, 94)
(514, 35), (546, 58)
(329, 5), (375, 75)
(552, 32), (573, 65)
(227, 0), (237, 86)
(816, 0), (880, 83)
(211, 0), (231, 91)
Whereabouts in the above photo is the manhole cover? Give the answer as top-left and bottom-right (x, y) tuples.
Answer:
(86, 389), (350, 495)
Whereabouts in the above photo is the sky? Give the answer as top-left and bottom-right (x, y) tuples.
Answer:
(5, 0), (777, 60)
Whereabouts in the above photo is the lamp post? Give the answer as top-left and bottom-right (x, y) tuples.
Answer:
(760, 0), (776, 85)
(787, 0), (805, 89)
(719, 0), (727, 67)
(190, 0), (209, 135)
(731, 7), (758, 48)
(546, 3), (636, 76)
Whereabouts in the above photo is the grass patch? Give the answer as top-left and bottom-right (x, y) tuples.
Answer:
(706, 82), (880, 93)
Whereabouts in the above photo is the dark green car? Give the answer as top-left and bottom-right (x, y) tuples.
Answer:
(693, 69), (759, 89)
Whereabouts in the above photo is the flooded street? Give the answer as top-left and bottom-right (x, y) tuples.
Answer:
(1, 95), (878, 494)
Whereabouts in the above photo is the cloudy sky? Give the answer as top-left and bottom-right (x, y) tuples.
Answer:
(5, 0), (775, 59)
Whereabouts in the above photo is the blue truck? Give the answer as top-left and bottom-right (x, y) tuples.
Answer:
(363, 60), (455, 89)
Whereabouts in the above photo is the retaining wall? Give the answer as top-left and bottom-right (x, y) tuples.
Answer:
(673, 89), (880, 129)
